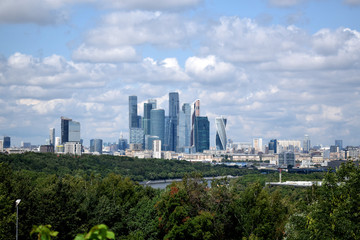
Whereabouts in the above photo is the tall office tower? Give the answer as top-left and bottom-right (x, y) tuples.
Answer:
(253, 138), (263, 152)
(150, 109), (165, 148)
(303, 134), (311, 153)
(61, 117), (80, 143)
(168, 92), (179, 151)
(335, 140), (343, 151)
(55, 137), (61, 147)
(163, 116), (171, 151)
(177, 103), (191, 152)
(215, 117), (227, 150)
(143, 100), (157, 136)
(118, 133), (128, 150)
(191, 100), (200, 147)
(49, 128), (55, 146)
(3, 136), (10, 148)
(129, 96), (138, 128)
(194, 116), (210, 152)
(0, 140), (3, 151)
(90, 139), (103, 154)
(268, 139), (278, 154)
(129, 128), (144, 146)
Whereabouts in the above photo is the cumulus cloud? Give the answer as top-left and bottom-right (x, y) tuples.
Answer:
(85, 11), (199, 48)
(0, 0), (202, 24)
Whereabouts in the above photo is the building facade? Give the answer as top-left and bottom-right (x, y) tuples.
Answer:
(90, 139), (103, 154)
(215, 116), (227, 150)
(194, 116), (209, 153)
(168, 92), (179, 151)
(177, 103), (191, 152)
(150, 109), (165, 148)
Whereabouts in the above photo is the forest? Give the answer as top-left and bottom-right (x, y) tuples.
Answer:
(0, 153), (359, 239)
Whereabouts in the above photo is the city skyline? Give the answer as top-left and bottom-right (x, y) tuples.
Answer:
(1, 0), (360, 146)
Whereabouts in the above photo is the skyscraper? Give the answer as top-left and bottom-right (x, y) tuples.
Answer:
(194, 116), (209, 152)
(303, 134), (311, 153)
(49, 128), (55, 146)
(3, 136), (10, 148)
(61, 117), (80, 144)
(215, 116), (227, 150)
(191, 100), (200, 147)
(143, 99), (157, 136)
(150, 109), (165, 148)
(335, 140), (343, 150)
(177, 103), (191, 152)
(168, 92), (179, 151)
(90, 139), (103, 154)
(253, 138), (263, 152)
(269, 139), (278, 154)
(129, 96), (138, 128)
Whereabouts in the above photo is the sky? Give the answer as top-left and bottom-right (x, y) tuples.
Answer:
(1, 0), (360, 147)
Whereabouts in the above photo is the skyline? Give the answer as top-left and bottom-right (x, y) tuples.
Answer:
(1, 0), (360, 146)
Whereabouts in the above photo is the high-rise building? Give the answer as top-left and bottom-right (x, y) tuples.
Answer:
(215, 116), (227, 150)
(129, 96), (138, 128)
(164, 116), (171, 151)
(90, 139), (103, 154)
(129, 128), (144, 147)
(253, 138), (263, 152)
(168, 92), (179, 151)
(153, 140), (162, 159)
(118, 133), (128, 150)
(191, 100), (200, 147)
(150, 109), (165, 148)
(145, 135), (159, 150)
(143, 99), (157, 136)
(303, 134), (311, 153)
(55, 137), (61, 147)
(177, 103), (191, 152)
(335, 140), (343, 151)
(278, 152), (295, 167)
(49, 128), (55, 146)
(269, 139), (278, 154)
(61, 117), (80, 144)
(0, 140), (3, 152)
(3, 136), (10, 148)
(194, 116), (209, 152)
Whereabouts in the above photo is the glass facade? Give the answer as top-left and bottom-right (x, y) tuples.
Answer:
(150, 109), (165, 148)
(215, 117), (227, 150)
(168, 92), (179, 151)
(194, 116), (209, 152)
(177, 103), (191, 152)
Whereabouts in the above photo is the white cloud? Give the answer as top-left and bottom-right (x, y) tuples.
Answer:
(72, 45), (138, 63)
(85, 11), (199, 48)
(185, 55), (235, 82)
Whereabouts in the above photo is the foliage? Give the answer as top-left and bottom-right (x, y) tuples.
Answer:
(0, 152), (256, 181)
(74, 224), (115, 240)
(30, 225), (58, 240)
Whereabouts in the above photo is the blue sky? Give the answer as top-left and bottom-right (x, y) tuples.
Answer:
(1, 0), (360, 147)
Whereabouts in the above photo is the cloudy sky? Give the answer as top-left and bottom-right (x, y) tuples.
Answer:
(1, 0), (360, 147)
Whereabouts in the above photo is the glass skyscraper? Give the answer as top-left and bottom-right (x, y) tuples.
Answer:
(194, 116), (209, 152)
(61, 117), (80, 144)
(177, 103), (191, 152)
(129, 96), (138, 128)
(191, 100), (200, 147)
(143, 99), (157, 136)
(168, 92), (179, 151)
(150, 109), (165, 148)
(90, 139), (103, 154)
(215, 116), (227, 150)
